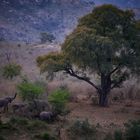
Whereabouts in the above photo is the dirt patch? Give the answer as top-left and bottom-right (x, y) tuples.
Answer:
(67, 100), (140, 128)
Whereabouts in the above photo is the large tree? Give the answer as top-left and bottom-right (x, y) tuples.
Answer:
(37, 5), (140, 107)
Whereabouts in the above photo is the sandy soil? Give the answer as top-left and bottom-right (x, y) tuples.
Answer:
(67, 101), (140, 127)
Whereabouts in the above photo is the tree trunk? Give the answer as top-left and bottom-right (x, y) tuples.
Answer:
(98, 74), (111, 107)
(99, 92), (108, 107)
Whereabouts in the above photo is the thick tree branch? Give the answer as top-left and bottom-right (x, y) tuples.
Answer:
(65, 68), (99, 90)
(95, 52), (102, 75)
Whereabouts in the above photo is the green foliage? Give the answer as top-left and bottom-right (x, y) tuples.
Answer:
(37, 4), (140, 84)
(17, 80), (44, 101)
(0, 121), (17, 132)
(48, 88), (70, 114)
(41, 132), (56, 140)
(68, 119), (97, 140)
(104, 133), (113, 140)
(0, 122), (13, 130)
(124, 120), (140, 140)
(37, 52), (67, 80)
(9, 116), (48, 132)
(0, 135), (6, 140)
(0, 117), (50, 140)
(40, 32), (55, 43)
(2, 63), (21, 79)
(61, 5), (138, 74)
(37, 4), (140, 106)
(114, 130), (123, 140)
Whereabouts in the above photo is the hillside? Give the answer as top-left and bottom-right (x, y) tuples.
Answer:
(0, 0), (139, 43)
(0, 0), (95, 43)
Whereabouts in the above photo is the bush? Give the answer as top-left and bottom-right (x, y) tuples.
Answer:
(68, 119), (97, 140)
(0, 121), (17, 131)
(17, 81), (44, 101)
(2, 63), (21, 79)
(27, 120), (48, 130)
(42, 132), (56, 140)
(35, 132), (56, 140)
(9, 117), (29, 126)
(0, 135), (6, 140)
(9, 117), (48, 133)
(104, 133), (113, 140)
(124, 120), (140, 140)
(48, 88), (70, 114)
(114, 130), (123, 140)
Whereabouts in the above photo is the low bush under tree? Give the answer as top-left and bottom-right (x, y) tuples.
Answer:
(124, 120), (140, 140)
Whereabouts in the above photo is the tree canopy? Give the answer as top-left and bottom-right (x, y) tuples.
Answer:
(37, 5), (140, 106)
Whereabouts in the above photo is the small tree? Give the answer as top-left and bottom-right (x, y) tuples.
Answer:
(40, 32), (55, 43)
(17, 81), (44, 102)
(37, 5), (140, 106)
(48, 88), (70, 114)
(2, 63), (21, 79)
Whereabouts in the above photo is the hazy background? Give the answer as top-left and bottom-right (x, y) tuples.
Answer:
(0, 0), (139, 43)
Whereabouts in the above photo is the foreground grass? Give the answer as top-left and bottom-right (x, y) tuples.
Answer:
(0, 116), (57, 140)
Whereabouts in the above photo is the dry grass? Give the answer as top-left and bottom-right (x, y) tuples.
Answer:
(0, 42), (140, 140)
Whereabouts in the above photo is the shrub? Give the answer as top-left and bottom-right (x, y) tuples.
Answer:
(68, 119), (97, 140)
(48, 88), (70, 114)
(0, 121), (16, 131)
(9, 117), (29, 126)
(27, 120), (48, 130)
(114, 130), (123, 140)
(0, 135), (6, 140)
(17, 81), (44, 101)
(35, 132), (56, 140)
(2, 63), (21, 79)
(104, 133), (113, 140)
(9, 117), (48, 132)
(42, 132), (56, 140)
(124, 120), (140, 140)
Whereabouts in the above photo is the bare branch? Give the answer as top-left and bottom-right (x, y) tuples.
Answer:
(65, 67), (99, 90)
(111, 76), (124, 89)
(109, 64), (121, 76)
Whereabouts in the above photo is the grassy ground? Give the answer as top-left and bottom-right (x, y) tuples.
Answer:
(0, 42), (140, 140)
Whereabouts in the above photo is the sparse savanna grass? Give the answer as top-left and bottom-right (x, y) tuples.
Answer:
(48, 88), (70, 114)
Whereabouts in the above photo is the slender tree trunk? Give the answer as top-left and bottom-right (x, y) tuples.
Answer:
(98, 74), (111, 107)
(98, 91), (108, 107)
